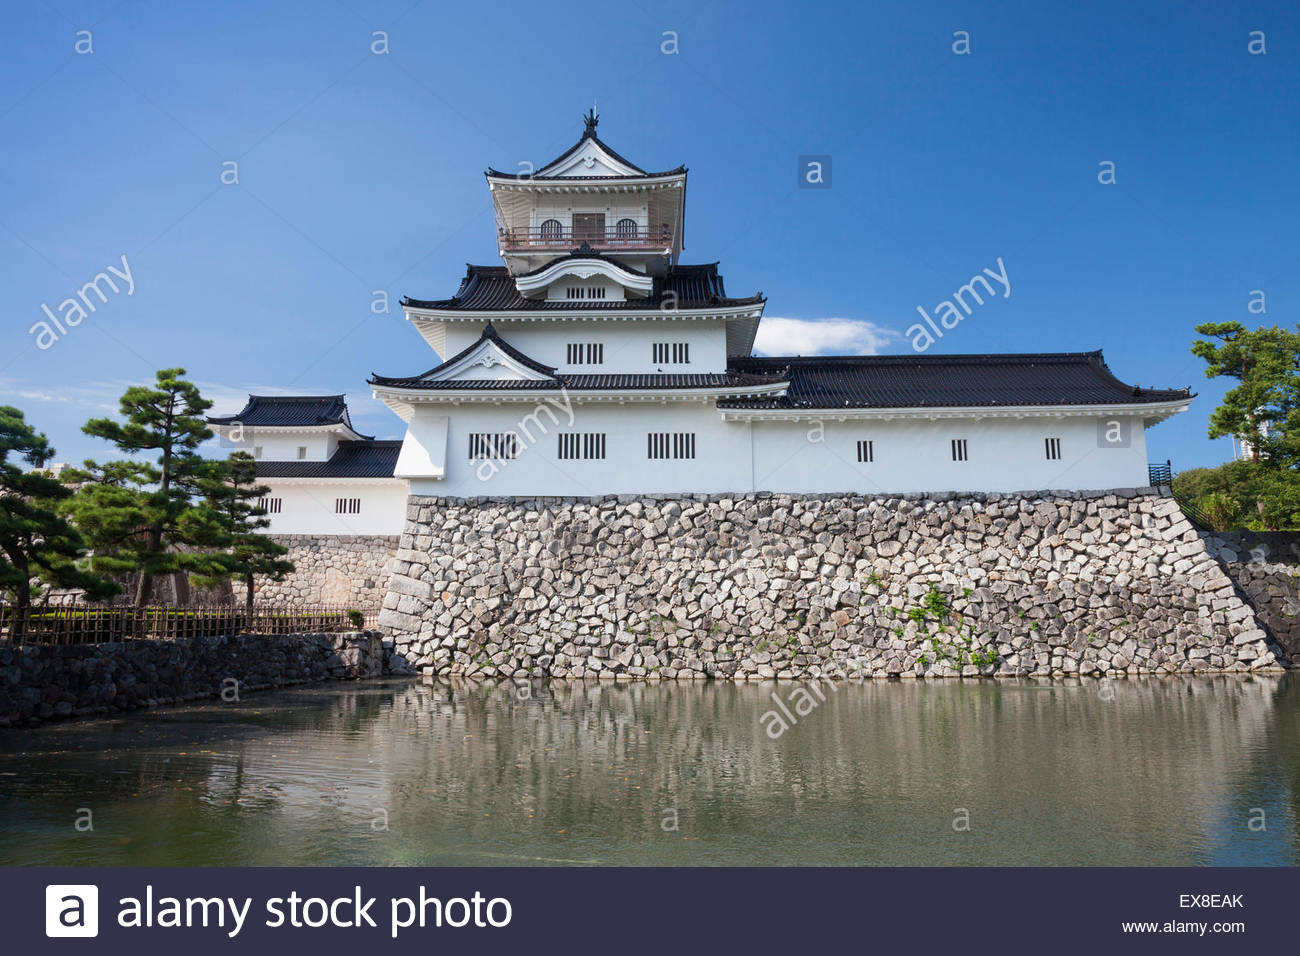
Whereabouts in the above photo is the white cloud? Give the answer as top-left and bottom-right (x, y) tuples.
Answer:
(752, 317), (899, 357)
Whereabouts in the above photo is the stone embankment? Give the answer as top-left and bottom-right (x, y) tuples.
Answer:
(231, 534), (398, 609)
(1202, 530), (1300, 662)
(0, 631), (384, 728)
(379, 491), (1287, 680)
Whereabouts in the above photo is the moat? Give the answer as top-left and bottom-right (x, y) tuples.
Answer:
(2, 675), (1298, 866)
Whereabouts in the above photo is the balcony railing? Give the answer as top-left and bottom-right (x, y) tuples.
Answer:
(499, 225), (673, 252)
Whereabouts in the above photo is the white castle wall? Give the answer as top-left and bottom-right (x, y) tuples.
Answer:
(397, 401), (1152, 498)
(258, 482), (409, 534)
(438, 318), (731, 372)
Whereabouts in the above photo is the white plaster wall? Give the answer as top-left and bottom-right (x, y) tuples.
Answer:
(401, 403), (1154, 498)
(749, 416), (1151, 494)
(220, 431), (337, 461)
(258, 481), (410, 534)
(439, 319), (729, 373)
(405, 402), (750, 498)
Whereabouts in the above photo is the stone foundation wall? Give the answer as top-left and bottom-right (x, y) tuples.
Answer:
(232, 535), (399, 609)
(0, 631), (386, 728)
(1203, 531), (1300, 662)
(378, 492), (1286, 680)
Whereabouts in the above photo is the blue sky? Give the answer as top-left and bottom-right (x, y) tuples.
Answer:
(1, 0), (1297, 470)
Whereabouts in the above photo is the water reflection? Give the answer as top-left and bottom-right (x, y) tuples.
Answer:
(0, 675), (1296, 866)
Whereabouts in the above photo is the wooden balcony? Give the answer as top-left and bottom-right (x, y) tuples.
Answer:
(500, 224), (673, 253)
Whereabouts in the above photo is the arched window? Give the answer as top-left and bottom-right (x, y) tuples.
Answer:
(615, 218), (638, 239)
(539, 219), (563, 240)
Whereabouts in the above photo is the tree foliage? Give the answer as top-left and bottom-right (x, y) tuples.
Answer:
(1189, 322), (1300, 530)
(62, 368), (230, 606)
(197, 452), (294, 615)
(1173, 461), (1300, 532)
(0, 406), (117, 609)
(1191, 322), (1300, 465)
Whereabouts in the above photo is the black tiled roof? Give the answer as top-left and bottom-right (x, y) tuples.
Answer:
(369, 371), (786, 391)
(720, 351), (1192, 410)
(485, 114), (684, 180)
(208, 395), (370, 437)
(255, 440), (401, 479)
(371, 323), (556, 387)
(402, 262), (762, 312)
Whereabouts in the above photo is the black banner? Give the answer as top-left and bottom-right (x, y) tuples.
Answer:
(10, 867), (1292, 953)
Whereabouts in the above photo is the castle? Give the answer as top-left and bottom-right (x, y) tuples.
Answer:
(210, 111), (1190, 533)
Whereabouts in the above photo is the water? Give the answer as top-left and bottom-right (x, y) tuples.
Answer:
(1, 675), (1298, 866)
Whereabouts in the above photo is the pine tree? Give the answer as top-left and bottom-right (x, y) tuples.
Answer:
(198, 452), (294, 617)
(1191, 322), (1300, 465)
(64, 368), (228, 608)
(0, 407), (117, 614)
(1190, 322), (1300, 529)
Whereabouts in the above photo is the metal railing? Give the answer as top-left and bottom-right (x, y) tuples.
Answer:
(0, 603), (378, 647)
(499, 225), (672, 251)
(1148, 460), (1172, 486)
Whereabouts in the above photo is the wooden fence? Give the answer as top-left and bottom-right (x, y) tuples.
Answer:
(0, 603), (378, 647)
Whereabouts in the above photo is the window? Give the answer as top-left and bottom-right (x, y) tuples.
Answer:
(539, 218), (563, 240)
(648, 432), (696, 459)
(296, 446), (307, 460)
(615, 217), (638, 238)
(1045, 437), (1062, 460)
(257, 496), (282, 514)
(572, 212), (605, 240)
(468, 432), (519, 461)
(566, 342), (604, 364)
(856, 440), (874, 463)
(951, 439), (968, 462)
(253, 446), (263, 459)
(652, 342), (690, 364)
(565, 286), (607, 300)
(558, 432), (607, 459)
(335, 498), (360, 515)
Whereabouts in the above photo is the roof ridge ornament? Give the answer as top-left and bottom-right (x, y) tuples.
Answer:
(583, 105), (598, 136)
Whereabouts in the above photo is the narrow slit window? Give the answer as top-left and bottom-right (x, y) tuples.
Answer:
(257, 497), (282, 514)
(567, 343), (604, 365)
(951, 439), (968, 462)
(1045, 437), (1062, 460)
(335, 497), (361, 514)
(558, 432), (607, 460)
(652, 342), (691, 364)
(856, 440), (874, 463)
(468, 432), (519, 461)
(648, 432), (695, 459)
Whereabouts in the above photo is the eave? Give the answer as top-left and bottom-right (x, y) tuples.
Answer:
(371, 381), (791, 422)
(209, 422), (370, 441)
(717, 399), (1193, 425)
(402, 303), (765, 323)
(257, 476), (405, 486)
(486, 173), (686, 193)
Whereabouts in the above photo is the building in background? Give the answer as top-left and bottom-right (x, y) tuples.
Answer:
(207, 395), (406, 534)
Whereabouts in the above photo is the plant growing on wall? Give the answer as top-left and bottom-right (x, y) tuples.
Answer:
(905, 585), (999, 670)
(0, 406), (117, 616)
